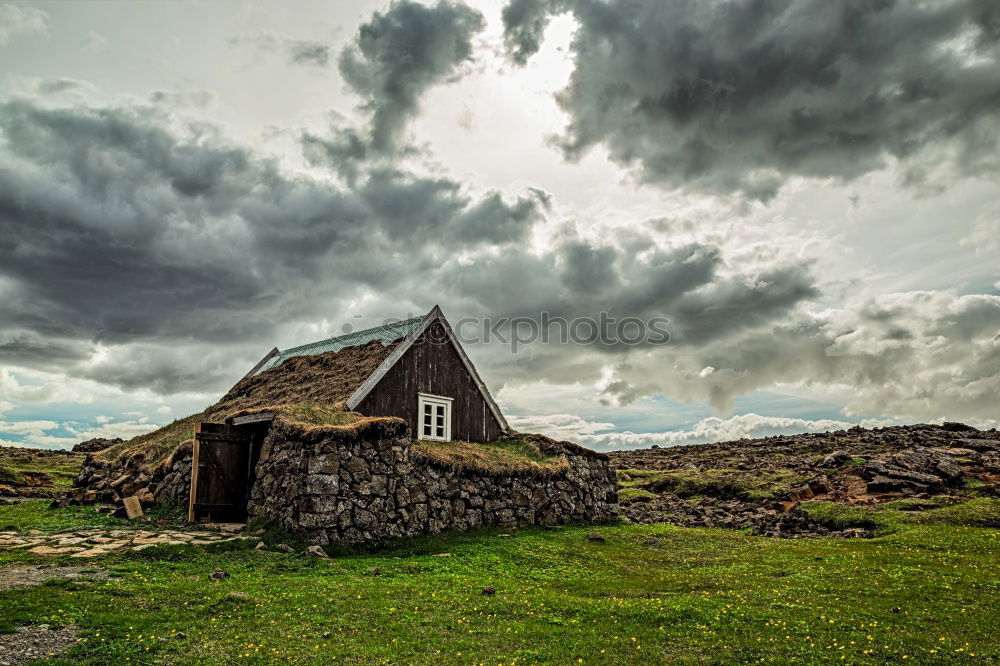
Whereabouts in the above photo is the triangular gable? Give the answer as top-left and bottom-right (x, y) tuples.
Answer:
(345, 305), (510, 434)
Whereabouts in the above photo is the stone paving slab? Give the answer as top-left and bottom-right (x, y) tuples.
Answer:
(0, 527), (257, 558)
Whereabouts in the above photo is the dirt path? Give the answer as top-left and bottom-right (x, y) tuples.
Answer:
(0, 625), (80, 665)
(0, 564), (111, 591)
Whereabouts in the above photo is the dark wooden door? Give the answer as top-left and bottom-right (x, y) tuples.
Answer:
(188, 423), (252, 522)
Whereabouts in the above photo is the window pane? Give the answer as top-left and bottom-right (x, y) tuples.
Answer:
(436, 425), (444, 437)
(424, 403), (432, 415)
(436, 415), (444, 426)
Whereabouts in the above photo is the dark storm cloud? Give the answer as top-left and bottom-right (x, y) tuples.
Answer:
(503, 0), (1000, 199)
(0, 89), (824, 399)
(501, 0), (556, 66)
(436, 238), (819, 354)
(0, 96), (547, 392)
(288, 40), (331, 67)
(338, 0), (484, 152)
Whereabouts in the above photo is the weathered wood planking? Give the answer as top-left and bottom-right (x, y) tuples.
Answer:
(189, 423), (252, 522)
(356, 321), (505, 442)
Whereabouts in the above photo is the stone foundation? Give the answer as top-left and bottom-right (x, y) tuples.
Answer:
(248, 417), (618, 545)
(74, 416), (618, 543)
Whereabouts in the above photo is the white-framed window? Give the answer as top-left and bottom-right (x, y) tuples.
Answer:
(418, 393), (452, 441)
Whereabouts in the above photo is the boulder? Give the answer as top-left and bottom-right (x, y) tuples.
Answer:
(822, 450), (852, 467)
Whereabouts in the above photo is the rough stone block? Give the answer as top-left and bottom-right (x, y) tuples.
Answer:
(308, 454), (340, 476)
(305, 474), (339, 495)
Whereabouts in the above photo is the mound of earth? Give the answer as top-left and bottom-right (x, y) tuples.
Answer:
(608, 422), (1000, 538)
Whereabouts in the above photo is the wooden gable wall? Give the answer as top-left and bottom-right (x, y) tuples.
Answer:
(355, 321), (506, 442)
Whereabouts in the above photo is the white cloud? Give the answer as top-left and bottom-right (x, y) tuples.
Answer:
(515, 412), (899, 450)
(0, 3), (48, 46)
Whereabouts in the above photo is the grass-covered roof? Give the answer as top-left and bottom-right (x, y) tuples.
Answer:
(97, 339), (400, 468)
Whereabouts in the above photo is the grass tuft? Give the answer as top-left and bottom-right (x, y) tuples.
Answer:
(413, 437), (568, 477)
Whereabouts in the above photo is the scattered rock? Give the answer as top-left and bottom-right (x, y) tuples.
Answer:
(254, 542), (267, 551)
(367, 566), (380, 574)
(822, 450), (852, 467)
(208, 568), (229, 581)
(175, 632), (187, 639)
(586, 533), (606, 543)
(643, 537), (663, 546)
(610, 422), (1000, 538)
(435, 552), (452, 558)
(322, 631), (331, 639)
(275, 543), (295, 553)
(305, 545), (328, 558)
(481, 586), (496, 595)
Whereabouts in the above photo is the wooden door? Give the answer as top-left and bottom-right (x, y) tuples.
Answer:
(188, 423), (252, 522)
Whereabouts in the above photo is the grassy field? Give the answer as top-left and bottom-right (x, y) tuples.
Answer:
(0, 447), (85, 495)
(1, 500), (998, 664)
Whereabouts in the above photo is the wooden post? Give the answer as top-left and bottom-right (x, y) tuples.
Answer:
(188, 423), (202, 522)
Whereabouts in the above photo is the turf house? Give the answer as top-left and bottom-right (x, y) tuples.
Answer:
(74, 307), (618, 544)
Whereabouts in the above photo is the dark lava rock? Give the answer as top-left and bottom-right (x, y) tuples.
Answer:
(941, 422), (977, 432)
(71, 438), (123, 453)
(609, 421), (1000, 540)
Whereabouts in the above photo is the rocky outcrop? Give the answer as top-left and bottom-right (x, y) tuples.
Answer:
(610, 422), (1000, 538)
(71, 438), (123, 453)
(249, 417), (618, 545)
(68, 443), (191, 509)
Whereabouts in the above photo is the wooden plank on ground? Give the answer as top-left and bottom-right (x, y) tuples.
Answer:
(123, 495), (143, 519)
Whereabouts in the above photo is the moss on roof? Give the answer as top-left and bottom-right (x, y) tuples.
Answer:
(413, 435), (571, 478)
(97, 339), (400, 469)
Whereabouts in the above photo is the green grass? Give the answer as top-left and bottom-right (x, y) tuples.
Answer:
(2, 500), (999, 663)
(801, 497), (1000, 533)
(280, 403), (360, 428)
(617, 467), (809, 501)
(618, 487), (656, 502)
(0, 500), (190, 537)
(414, 437), (565, 475)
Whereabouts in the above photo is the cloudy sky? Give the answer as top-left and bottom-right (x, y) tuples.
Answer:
(1, 0), (999, 451)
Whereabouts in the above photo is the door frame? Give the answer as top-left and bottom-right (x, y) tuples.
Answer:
(187, 418), (271, 522)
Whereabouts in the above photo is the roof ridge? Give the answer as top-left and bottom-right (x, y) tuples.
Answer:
(252, 314), (426, 376)
(281, 315), (424, 355)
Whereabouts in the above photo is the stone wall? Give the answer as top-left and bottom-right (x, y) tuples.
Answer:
(248, 417), (618, 545)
